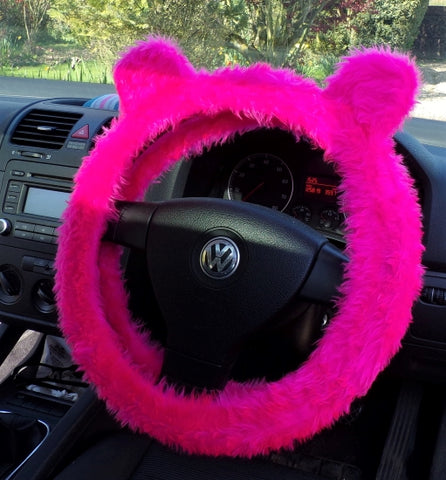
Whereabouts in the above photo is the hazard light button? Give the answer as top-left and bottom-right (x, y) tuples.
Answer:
(71, 125), (90, 139)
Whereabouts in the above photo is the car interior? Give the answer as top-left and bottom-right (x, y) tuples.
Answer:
(0, 37), (445, 480)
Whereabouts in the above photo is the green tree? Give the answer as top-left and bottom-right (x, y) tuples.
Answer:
(22, 0), (51, 42)
(49, 0), (222, 66)
(48, 0), (428, 80)
(49, 0), (151, 60)
(142, 0), (223, 67)
(48, 0), (376, 69)
(352, 0), (429, 51)
(0, 0), (23, 29)
(210, 0), (373, 68)
(0, 0), (50, 41)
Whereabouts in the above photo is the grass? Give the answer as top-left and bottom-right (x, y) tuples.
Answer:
(0, 60), (113, 84)
(0, 34), (113, 84)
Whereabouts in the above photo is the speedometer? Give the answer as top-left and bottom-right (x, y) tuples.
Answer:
(227, 153), (294, 211)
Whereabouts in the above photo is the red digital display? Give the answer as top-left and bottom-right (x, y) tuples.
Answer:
(304, 176), (337, 200)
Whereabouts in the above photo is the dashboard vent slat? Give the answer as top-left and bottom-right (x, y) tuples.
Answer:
(10, 109), (83, 149)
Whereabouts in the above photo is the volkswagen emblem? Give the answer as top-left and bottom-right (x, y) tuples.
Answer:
(200, 236), (240, 279)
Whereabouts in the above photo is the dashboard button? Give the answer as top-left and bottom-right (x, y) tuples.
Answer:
(15, 222), (35, 232)
(4, 205), (17, 214)
(32, 233), (53, 243)
(72, 124), (90, 139)
(14, 230), (33, 240)
(8, 184), (21, 193)
(35, 225), (54, 235)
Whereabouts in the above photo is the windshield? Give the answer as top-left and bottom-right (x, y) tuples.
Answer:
(0, 0), (444, 121)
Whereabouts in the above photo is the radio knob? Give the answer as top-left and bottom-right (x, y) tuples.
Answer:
(0, 219), (11, 236)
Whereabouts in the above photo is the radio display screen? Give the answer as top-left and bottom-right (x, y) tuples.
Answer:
(23, 187), (71, 219)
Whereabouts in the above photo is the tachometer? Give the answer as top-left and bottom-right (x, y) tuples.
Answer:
(227, 153), (294, 211)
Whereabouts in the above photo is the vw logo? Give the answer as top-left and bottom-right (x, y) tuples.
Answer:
(200, 236), (240, 279)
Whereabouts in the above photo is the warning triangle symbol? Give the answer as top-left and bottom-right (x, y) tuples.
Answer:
(72, 125), (90, 139)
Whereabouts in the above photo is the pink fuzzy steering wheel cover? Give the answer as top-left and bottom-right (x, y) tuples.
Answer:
(55, 39), (424, 457)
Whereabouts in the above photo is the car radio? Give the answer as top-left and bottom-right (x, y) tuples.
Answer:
(0, 159), (77, 332)
(1, 161), (74, 242)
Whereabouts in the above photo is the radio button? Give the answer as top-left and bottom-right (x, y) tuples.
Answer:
(34, 225), (54, 235)
(15, 222), (35, 232)
(4, 205), (17, 214)
(11, 170), (25, 177)
(6, 194), (18, 202)
(7, 184), (21, 193)
(14, 230), (33, 240)
(33, 233), (53, 243)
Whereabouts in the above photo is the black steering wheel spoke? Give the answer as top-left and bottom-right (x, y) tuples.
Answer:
(299, 242), (348, 305)
(104, 201), (158, 251)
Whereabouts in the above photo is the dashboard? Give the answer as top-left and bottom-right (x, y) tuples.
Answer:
(0, 90), (445, 383)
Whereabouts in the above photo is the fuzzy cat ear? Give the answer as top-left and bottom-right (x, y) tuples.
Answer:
(324, 48), (421, 135)
(113, 37), (196, 114)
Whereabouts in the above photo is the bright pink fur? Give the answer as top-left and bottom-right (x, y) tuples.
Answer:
(55, 38), (423, 457)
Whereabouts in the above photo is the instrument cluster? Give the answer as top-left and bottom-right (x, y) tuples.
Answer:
(183, 128), (345, 243)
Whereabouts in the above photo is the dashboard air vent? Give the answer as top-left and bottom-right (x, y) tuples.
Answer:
(10, 109), (83, 150)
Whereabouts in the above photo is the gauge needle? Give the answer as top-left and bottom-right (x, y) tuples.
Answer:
(243, 182), (265, 202)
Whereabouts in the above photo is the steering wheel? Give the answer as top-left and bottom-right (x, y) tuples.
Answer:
(55, 39), (424, 457)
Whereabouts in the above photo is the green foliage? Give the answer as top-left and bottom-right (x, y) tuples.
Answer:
(0, 0), (51, 42)
(22, 0), (51, 42)
(213, 0), (307, 67)
(297, 52), (339, 82)
(211, 0), (337, 68)
(210, 1), (374, 68)
(0, 0), (24, 29)
(0, 30), (37, 68)
(49, 0), (149, 59)
(142, 1), (223, 68)
(48, 0), (223, 68)
(1, 1), (432, 84)
(0, 36), (21, 67)
(353, 0), (430, 51)
(46, 0), (379, 71)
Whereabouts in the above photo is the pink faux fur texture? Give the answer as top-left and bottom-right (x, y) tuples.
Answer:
(54, 37), (424, 457)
